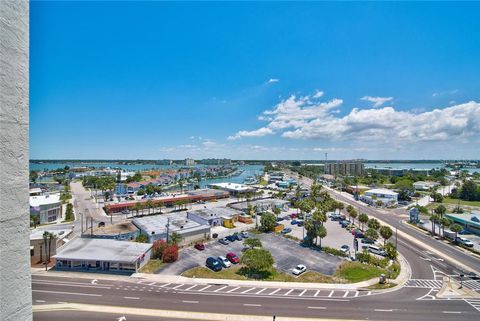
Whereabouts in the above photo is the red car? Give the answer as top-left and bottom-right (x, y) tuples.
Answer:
(194, 243), (205, 251)
(290, 213), (298, 219)
(226, 252), (240, 264)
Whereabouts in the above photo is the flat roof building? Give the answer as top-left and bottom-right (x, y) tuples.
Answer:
(445, 213), (480, 235)
(30, 193), (62, 224)
(208, 182), (256, 196)
(230, 198), (289, 213)
(361, 188), (398, 206)
(53, 238), (152, 274)
(187, 207), (243, 228)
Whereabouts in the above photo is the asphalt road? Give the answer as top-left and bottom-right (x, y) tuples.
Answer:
(32, 274), (479, 321)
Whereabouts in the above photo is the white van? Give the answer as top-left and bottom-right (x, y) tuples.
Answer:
(368, 245), (386, 256)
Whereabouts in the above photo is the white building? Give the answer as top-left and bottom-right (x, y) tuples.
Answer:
(29, 193), (62, 224)
(413, 181), (440, 191)
(361, 188), (398, 206)
(185, 158), (195, 166)
(208, 182), (256, 196)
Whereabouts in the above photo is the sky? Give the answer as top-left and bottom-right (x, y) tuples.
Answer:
(30, 1), (480, 160)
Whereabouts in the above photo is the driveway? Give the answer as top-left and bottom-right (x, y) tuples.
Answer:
(157, 232), (343, 276)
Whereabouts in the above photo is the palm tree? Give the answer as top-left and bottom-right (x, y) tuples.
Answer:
(350, 209), (358, 226)
(358, 213), (369, 231)
(430, 214), (440, 236)
(316, 225), (327, 248)
(145, 200), (154, 215)
(368, 218), (380, 230)
(132, 202), (142, 217)
(379, 226), (393, 246)
(169, 232), (182, 245)
(441, 218), (452, 238)
(450, 223), (463, 241)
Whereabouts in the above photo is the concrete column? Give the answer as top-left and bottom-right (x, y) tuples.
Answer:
(0, 1), (32, 321)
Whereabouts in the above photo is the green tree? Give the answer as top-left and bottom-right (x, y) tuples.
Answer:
(435, 205), (447, 218)
(365, 228), (379, 241)
(379, 226), (393, 246)
(272, 207), (281, 218)
(65, 203), (74, 221)
(384, 242), (397, 260)
(358, 213), (369, 231)
(244, 237), (262, 249)
(450, 223), (463, 241)
(30, 170), (39, 183)
(241, 248), (275, 273)
(260, 212), (277, 232)
(316, 225), (327, 248)
(429, 213), (440, 236)
(135, 234), (148, 243)
(169, 232), (182, 245)
(368, 218), (380, 230)
(350, 209), (358, 226)
(145, 200), (154, 215)
(441, 218), (452, 238)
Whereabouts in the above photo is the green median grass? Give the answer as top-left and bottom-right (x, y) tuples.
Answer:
(443, 197), (480, 207)
(335, 262), (385, 283)
(139, 259), (164, 274)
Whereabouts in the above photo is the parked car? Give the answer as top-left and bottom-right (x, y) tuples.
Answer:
(456, 237), (474, 247)
(290, 213), (298, 219)
(368, 245), (386, 256)
(291, 220), (298, 225)
(276, 217), (285, 222)
(352, 229), (364, 238)
(459, 230), (471, 235)
(217, 256), (231, 268)
(281, 227), (292, 234)
(240, 231), (249, 238)
(194, 243), (205, 251)
(340, 245), (350, 254)
(226, 235), (236, 242)
(233, 233), (243, 241)
(361, 238), (375, 244)
(218, 238), (229, 245)
(292, 264), (307, 275)
(296, 220), (304, 227)
(206, 257), (222, 272)
(340, 220), (351, 228)
(226, 252), (240, 264)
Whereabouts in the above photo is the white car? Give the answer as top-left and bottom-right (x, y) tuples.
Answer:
(217, 256), (232, 268)
(457, 237), (474, 248)
(292, 264), (307, 275)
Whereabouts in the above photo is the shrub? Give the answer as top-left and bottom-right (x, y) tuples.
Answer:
(322, 246), (347, 257)
(162, 245), (179, 263)
(152, 239), (168, 259)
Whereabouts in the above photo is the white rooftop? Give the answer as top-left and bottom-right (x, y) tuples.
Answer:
(209, 182), (254, 192)
(30, 228), (73, 241)
(365, 188), (399, 196)
(29, 193), (61, 207)
(29, 188), (42, 194)
(53, 238), (152, 263)
(133, 213), (210, 236)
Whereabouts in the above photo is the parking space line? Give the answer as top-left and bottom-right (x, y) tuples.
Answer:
(298, 289), (307, 296)
(241, 287), (255, 294)
(314, 290), (320, 297)
(328, 290), (334, 297)
(343, 291), (349, 298)
(213, 286), (228, 292)
(185, 285), (198, 291)
(198, 285), (212, 292)
(255, 288), (267, 295)
(160, 283), (171, 288)
(284, 289), (294, 296)
(172, 284), (185, 290)
(227, 287), (240, 293)
(269, 288), (281, 295)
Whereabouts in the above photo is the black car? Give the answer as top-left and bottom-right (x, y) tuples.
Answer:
(206, 257), (222, 272)
(226, 235), (236, 242)
(233, 233), (242, 241)
(361, 238), (375, 244)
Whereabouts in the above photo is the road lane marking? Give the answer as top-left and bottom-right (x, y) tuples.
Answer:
(269, 288), (281, 295)
(33, 290), (101, 297)
(243, 304), (261, 307)
(374, 309), (393, 312)
(213, 286), (228, 292)
(198, 285), (211, 292)
(32, 281), (111, 290)
(148, 282), (156, 286)
(284, 289), (294, 296)
(172, 284), (185, 290)
(343, 291), (349, 298)
(35, 300), (46, 303)
(314, 290), (320, 297)
(177, 290), (350, 302)
(328, 290), (334, 297)
(354, 291), (359, 297)
(182, 300), (199, 304)
(298, 289), (307, 296)
(124, 297), (140, 300)
(241, 287), (255, 294)
(442, 311), (461, 314)
(57, 302), (68, 304)
(160, 283), (171, 288)
(308, 306), (326, 310)
(185, 285), (198, 291)
(227, 287), (240, 293)
(255, 288), (267, 295)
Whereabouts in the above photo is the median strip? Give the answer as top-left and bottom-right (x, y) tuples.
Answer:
(33, 290), (102, 297)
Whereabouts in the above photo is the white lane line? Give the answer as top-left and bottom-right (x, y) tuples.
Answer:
(124, 296), (140, 300)
(33, 290), (101, 297)
(213, 286), (228, 293)
(177, 290), (350, 302)
(298, 289), (307, 296)
(343, 291), (349, 298)
(269, 288), (281, 295)
(35, 300), (46, 303)
(32, 281), (111, 290)
(241, 287), (256, 294)
(284, 289), (294, 296)
(172, 284), (185, 290)
(367, 291), (372, 295)
(255, 288), (267, 295)
(314, 290), (320, 297)
(185, 285), (198, 291)
(328, 290), (334, 297)
(354, 291), (359, 297)
(160, 283), (171, 288)
(308, 306), (326, 310)
(227, 287), (240, 293)
(57, 302), (68, 304)
(442, 311), (461, 314)
(198, 285), (212, 292)
(374, 309), (393, 312)
(243, 304), (261, 307)
(182, 300), (199, 304)
(148, 282), (156, 286)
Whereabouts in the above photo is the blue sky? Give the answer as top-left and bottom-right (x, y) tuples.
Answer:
(30, 2), (480, 160)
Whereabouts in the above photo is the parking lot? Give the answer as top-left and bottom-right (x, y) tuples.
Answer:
(157, 231), (343, 276)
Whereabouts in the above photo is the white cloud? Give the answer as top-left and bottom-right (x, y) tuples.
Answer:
(361, 96), (393, 108)
(228, 127), (274, 140)
(313, 90), (324, 99)
(267, 78), (280, 84)
(433, 89), (459, 97)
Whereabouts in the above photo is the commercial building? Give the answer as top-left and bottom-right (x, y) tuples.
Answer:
(185, 158), (195, 166)
(229, 198), (289, 213)
(89, 221), (139, 240)
(53, 238), (152, 274)
(30, 228), (72, 265)
(208, 182), (256, 196)
(324, 160), (364, 176)
(413, 181), (440, 191)
(360, 188), (398, 206)
(372, 167), (430, 177)
(187, 207), (242, 228)
(133, 213), (211, 245)
(30, 193), (62, 224)
(445, 213), (480, 236)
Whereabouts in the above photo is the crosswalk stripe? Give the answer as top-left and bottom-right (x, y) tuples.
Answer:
(298, 289), (307, 296)
(313, 290), (320, 297)
(241, 287), (255, 294)
(198, 285), (211, 291)
(284, 289), (294, 296)
(213, 286), (228, 292)
(255, 288), (267, 295)
(172, 284), (185, 290)
(328, 290), (334, 297)
(184, 285), (198, 291)
(343, 291), (349, 298)
(269, 288), (281, 295)
(227, 287), (240, 293)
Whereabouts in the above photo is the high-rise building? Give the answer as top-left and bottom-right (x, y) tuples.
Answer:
(185, 158), (196, 166)
(325, 160), (364, 176)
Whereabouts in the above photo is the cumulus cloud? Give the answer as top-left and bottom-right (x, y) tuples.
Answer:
(227, 91), (480, 147)
(361, 96), (394, 108)
(267, 78), (280, 84)
(313, 90), (324, 99)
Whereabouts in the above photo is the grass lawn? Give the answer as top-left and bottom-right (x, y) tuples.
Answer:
(443, 197), (480, 207)
(335, 262), (385, 283)
(139, 259), (164, 273)
(366, 282), (397, 290)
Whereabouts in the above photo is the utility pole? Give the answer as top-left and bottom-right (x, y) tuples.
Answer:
(166, 218), (170, 244)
